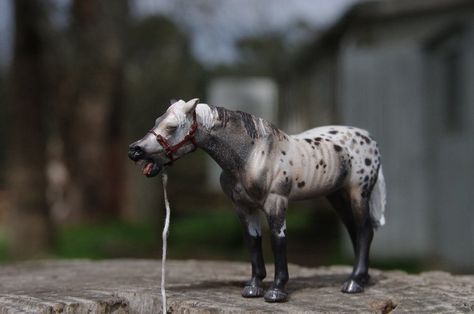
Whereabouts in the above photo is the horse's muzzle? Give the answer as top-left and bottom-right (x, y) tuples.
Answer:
(128, 145), (145, 162)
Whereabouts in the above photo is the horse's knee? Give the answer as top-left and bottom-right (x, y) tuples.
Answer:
(263, 194), (288, 228)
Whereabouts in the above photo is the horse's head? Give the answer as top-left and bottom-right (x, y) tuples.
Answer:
(128, 98), (199, 177)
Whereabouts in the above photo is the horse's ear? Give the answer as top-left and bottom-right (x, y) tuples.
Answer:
(184, 98), (199, 114)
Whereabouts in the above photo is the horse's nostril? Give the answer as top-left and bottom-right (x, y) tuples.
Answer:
(128, 145), (144, 161)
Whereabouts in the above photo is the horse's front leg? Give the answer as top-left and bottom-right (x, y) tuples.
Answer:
(235, 206), (266, 298)
(263, 193), (289, 302)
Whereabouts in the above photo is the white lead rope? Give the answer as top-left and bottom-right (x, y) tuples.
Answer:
(161, 172), (171, 314)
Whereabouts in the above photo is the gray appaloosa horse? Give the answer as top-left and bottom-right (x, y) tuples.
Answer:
(128, 99), (386, 303)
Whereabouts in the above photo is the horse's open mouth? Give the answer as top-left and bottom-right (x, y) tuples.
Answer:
(138, 159), (162, 177)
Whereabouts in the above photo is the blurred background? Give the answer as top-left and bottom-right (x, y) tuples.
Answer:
(0, 0), (472, 274)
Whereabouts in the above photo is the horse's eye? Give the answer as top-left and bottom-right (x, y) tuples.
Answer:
(167, 125), (178, 132)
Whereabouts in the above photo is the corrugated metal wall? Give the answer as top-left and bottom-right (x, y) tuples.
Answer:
(338, 41), (432, 258)
(280, 5), (474, 269)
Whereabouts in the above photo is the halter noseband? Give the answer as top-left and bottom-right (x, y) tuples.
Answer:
(148, 110), (198, 165)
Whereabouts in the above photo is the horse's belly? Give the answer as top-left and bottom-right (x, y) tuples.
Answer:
(285, 144), (346, 200)
(288, 185), (333, 200)
(288, 173), (342, 200)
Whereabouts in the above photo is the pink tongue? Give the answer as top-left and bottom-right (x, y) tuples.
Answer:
(142, 162), (153, 175)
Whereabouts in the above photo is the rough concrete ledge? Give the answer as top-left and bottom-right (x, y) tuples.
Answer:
(0, 259), (473, 313)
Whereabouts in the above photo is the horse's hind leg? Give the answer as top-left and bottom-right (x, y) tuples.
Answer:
(340, 187), (374, 293)
(235, 206), (266, 298)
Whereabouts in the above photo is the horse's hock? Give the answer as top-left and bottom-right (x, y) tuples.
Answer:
(0, 260), (472, 313)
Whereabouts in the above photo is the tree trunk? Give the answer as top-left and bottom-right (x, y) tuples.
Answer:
(59, 0), (128, 221)
(6, 0), (53, 259)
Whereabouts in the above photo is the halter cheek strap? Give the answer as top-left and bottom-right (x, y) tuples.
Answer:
(148, 110), (198, 165)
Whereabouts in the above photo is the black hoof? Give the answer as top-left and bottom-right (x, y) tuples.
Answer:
(341, 279), (364, 293)
(264, 288), (288, 303)
(242, 284), (264, 298)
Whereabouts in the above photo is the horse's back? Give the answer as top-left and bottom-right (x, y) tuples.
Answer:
(292, 125), (368, 139)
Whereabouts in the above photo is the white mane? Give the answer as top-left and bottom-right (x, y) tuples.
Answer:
(195, 103), (217, 130)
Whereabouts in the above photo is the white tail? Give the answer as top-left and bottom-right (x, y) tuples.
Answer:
(369, 165), (386, 228)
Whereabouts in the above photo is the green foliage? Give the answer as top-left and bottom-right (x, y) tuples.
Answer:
(51, 212), (244, 261)
(0, 214), (426, 274)
(168, 211), (244, 259)
(55, 220), (159, 259)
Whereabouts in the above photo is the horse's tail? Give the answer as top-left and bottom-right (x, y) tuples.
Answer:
(369, 165), (386, 228)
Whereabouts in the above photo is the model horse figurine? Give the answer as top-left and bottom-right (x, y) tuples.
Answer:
(128, 99), (386, 303)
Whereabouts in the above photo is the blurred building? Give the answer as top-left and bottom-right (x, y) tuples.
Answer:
(281, 0), (474, 269)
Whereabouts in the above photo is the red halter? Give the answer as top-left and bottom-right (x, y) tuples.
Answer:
(148, 111), (198, 165)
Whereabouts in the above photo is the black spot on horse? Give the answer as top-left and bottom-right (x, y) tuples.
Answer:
(329, 130), (338, 134)
(334, 145), (342, 152)
(314, 137), (322, 141)
(281, 150), (286, 155)
(261, 151), (265, 155)
(289, 161), (293, 166)
(365, 158), (372, 166)
(364, 175), (369, 182)
(283, 171), (287, 175)
(361, 135), (371, 144)
(297, 181), (306, 188)
(319, 160), (324, 166)
(304, 138), (312, 144)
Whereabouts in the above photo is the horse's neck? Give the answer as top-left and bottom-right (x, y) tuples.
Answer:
(195, 105), (276, 175)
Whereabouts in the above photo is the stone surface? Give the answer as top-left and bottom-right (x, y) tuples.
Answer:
(0, 259), (473, 313)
